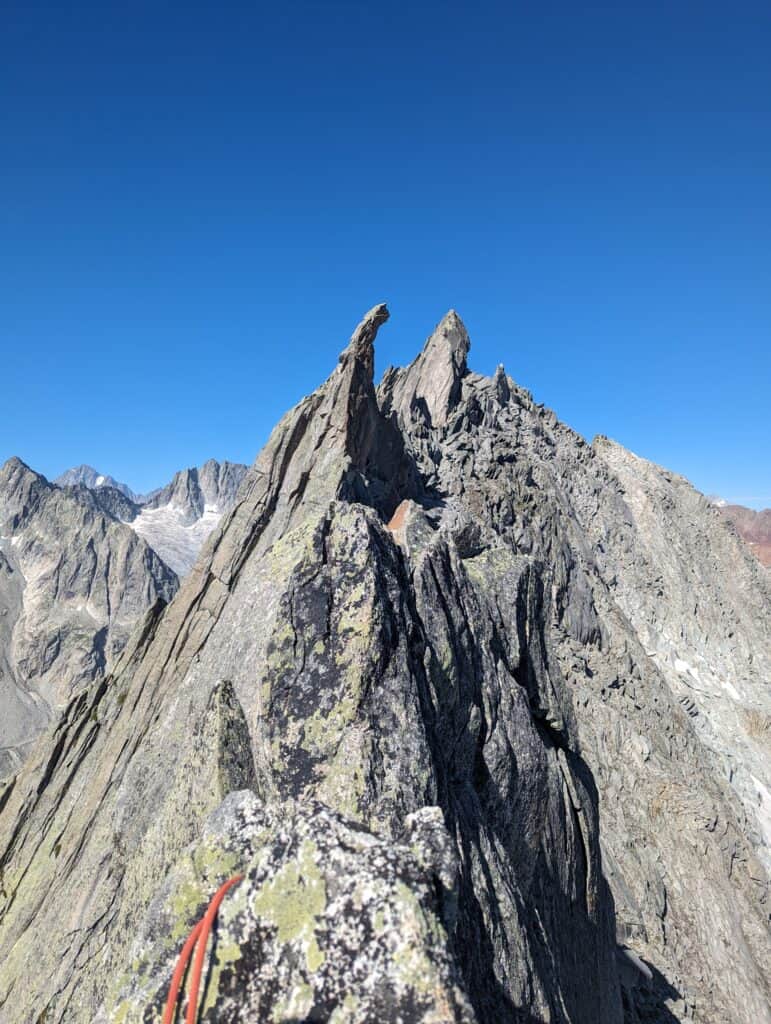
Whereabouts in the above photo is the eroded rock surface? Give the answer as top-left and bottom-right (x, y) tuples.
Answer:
(713, 500), (771, 567)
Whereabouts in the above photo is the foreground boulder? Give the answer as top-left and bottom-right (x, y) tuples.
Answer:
(99, 791), (475, 1023)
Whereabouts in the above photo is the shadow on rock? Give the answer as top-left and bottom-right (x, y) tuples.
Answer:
(618, 946), (683, 1024)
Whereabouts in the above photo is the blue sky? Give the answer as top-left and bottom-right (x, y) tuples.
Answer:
(2, 2), (770, 505)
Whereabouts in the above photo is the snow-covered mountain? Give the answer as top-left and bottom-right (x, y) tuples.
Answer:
(57, 459), (249, 577)
(131, 459), (248, 576)
(55, 464), (138, 501)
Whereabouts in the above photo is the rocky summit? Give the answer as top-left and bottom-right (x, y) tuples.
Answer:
(0, 306), (768, 1024)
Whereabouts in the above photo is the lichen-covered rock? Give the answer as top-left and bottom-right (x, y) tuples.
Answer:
(99, 791), (475, 1023)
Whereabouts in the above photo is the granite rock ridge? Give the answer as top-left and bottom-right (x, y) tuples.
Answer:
(0, 306), (768, 1024)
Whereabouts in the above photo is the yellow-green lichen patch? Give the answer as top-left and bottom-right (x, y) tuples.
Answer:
(266, 519), (318, 580)
(301, 692), (357, 757)
(191, 839), (239, 882)
(201, 934), (244, 1014)
(313, 727), (369, 820)
(168, 842), (240, 942)
(463, 546), (515, 590)
(169, 872), (205, 942)
(251, 838), (327, 973)
(109, 999), (133, 1024)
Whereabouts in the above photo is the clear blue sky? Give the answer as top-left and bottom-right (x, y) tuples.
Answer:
(2, 2), (770, 505)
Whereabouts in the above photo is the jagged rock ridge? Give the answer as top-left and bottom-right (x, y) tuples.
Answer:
(0, 306), (768, 1024)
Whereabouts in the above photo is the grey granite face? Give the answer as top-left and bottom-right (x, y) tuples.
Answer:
(0, 306), (768, 1024)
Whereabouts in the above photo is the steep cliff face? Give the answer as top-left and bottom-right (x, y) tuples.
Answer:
(0, 459), (178, 778)
(0, 307), (768, 1024)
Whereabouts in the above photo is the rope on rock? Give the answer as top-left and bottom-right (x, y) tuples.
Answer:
(163, 874), (243, 1024)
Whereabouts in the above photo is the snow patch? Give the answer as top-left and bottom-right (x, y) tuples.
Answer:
(673, 656), (704, 684)
(130, 504), (223, 578)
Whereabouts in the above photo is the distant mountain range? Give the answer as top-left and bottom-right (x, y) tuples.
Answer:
(56, 458), (248, 575)
(55, 463), (140, 502)
(0, 456), (247, 776)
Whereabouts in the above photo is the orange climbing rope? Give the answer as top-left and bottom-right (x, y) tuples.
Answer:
(162, 874), (243, 1024)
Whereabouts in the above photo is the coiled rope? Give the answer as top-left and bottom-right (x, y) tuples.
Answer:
(162, 874), (243, 1024)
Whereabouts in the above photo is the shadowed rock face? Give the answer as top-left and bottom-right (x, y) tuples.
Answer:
(0, 307), (768, 1024)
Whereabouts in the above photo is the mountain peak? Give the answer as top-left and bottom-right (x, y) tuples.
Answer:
(424, 308), (470, 373)
(0, 456), (35, 479)
(0, 457), (48, 500)
(378, 309), (470, 428)
(339, 303), (390, 378)
(55, 464), (137, 501)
